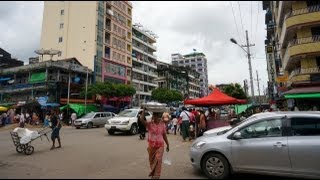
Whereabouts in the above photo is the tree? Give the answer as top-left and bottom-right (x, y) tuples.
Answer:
(222, 83), (247, 99)
(151, 88), (183, 103)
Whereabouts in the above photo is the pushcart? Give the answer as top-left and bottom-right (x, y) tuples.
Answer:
(10, 127), (52, 155)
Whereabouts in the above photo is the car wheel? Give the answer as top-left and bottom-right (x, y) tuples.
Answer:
(108, 130), (115, 135)
(201, 153), (230, 179)
(130, 124), (138, 135)
(87, 122), (93, 129)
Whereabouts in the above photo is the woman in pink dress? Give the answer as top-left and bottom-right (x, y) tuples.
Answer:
(139, 109), (170, 179)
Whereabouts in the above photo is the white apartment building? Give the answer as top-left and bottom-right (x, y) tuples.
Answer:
(40, 1), (133, 83)
(131, 23), (158, 106)
(171, 52), (209, 96)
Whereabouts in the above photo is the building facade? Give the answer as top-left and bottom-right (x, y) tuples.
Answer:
(171, 52), (209, 97)
(40, 1), (132, 83)
(155, 61), (200, 99)
(131, 24), (158, 106)
(263, 1), (320, 109)
(0, 48), (24, 69)
(0, 58), (93, 105)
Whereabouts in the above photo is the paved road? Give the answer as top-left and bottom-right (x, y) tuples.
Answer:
(0, 125), (294, 179)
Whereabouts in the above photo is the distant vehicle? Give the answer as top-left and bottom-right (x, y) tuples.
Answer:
(105, 108), (152, 135)
(74, 112), (116, 129)
(190, 111), (320, 179)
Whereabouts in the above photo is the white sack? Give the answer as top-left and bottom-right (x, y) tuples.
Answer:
(13, 127), (40, 144)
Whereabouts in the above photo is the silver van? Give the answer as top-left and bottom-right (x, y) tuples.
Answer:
(74, 112), (116, 129)
(190, 111), (320, 179)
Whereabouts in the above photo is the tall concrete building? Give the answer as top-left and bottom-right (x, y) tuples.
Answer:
(40, 1), (133, 83)
(131, 24), (158, 106)
(263, 1), (320, 108)
(155, 61), (200, 99)
(171, 52), (209, 96)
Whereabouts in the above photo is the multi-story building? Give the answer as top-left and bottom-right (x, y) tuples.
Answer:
(131, 24), (158, 106)
(155, 61), (200, 99)
(40, 1), (133, 83)
(0, 48), (24, 69)
(171, 52), (209, 97)
(263, 1), (320, 108)
(0, 58), (93, 105)
(29, 57), (40, 64)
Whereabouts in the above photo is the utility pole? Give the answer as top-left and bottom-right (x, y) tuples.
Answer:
(240, 30), (255, 100)
(255, 70), (261, 105)
(84, 67), (89, 114)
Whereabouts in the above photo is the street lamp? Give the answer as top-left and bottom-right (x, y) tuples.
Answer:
(230, 31), (255, 100)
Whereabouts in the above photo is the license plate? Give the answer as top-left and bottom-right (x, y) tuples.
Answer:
(111, 126), (116, 129)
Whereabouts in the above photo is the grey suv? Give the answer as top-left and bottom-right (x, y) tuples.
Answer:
(190, 111), (320, 179)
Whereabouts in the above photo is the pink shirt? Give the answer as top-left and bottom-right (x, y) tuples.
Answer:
(147, 121), (166, 148)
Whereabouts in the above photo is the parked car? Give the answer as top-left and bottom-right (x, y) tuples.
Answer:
(74, 112), (116, 129)
(105, 108), (152, 135)
(190, 111), (320, 179)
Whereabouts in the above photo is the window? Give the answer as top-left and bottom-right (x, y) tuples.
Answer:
(59, 23), (64, 29)
(291, 117), (320, 136)
(60, 9), (64, 15)
(197, 58), (202, 61)
(185, 60), (189, 63)
(58, 37), (63, 43)
(239, 119), (283, 139)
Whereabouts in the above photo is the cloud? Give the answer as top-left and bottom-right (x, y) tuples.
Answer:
(0, 1), (43, 63)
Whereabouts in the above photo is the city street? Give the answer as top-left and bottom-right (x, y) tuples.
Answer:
(0, 125), (293, 179)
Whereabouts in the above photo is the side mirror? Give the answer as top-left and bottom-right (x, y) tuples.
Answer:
(233, 132), (242, 140)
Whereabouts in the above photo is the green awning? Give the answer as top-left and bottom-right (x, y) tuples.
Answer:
(60, 103), (98, 117)
(29, 72), (46, 83)
(284, 93), (320, 99)
(234, 104), (252, 115)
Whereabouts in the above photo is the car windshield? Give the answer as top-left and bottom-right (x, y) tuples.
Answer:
(118, 109), (138, 117)
(216, 115), (257, 135)
(82, 112), (95, 118)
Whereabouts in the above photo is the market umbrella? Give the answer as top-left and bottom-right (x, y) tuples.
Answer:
(0, 106), (8, 112)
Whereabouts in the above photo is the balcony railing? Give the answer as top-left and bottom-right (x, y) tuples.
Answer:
(289, 67), (320, 80)
(288, 35), (320, 47)
(284, 5), (320, 20)
(283, 35), (320, 70)
(280, 5), (320, 48)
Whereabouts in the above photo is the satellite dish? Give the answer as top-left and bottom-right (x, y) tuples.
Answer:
(48, 49), (60, 55)
(34, 49), (46, 55)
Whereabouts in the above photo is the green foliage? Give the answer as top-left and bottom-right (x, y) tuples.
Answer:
(151, 88), (183, 103)
(222, 83), (247, 99)
(80, 82), (136, 98)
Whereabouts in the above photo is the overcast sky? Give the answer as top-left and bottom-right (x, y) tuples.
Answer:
(0, 1), (267, 96)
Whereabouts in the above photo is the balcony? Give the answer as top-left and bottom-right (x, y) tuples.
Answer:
(133, 36), (157, 51)
(280, 5), (320, 47)
(282, 35), (320, 70)
(289, 67), (320, 80)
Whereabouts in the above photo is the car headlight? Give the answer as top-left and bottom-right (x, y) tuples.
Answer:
(193, 141), (206, 149)
(121, 120), (129, 125)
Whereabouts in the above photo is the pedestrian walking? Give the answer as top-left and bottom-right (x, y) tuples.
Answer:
(137, 109), (146, 140)
(50, 109), (62, 150)
(198, 110), (206, 137)
(19, 113), (25, 128)
(179, 106), (191, 141)
(71, 112), (77, 127)
(171, 115), (178, 135)
(138, 110), (169, 179)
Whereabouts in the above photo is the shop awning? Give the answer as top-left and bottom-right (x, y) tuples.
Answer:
(0, 106), (8, 112)
(234, 104), (253, 115)
(284, 93), (320, 99)
(60, 103), (98, 117)
(29, 72), (46, 83)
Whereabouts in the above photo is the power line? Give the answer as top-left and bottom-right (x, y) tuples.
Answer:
(230, 1), (243, 44)
(254, 1), (260, 43)
(238, 1), (245, 40)
(251, 1), (253, 40)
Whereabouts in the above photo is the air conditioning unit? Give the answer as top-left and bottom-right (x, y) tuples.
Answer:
(106, 9), (113, 16)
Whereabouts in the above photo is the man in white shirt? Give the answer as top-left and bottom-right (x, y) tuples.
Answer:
(71, 113), (77, 127)
(179, 107), (191, 141)
(19, 113), (25, 128)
